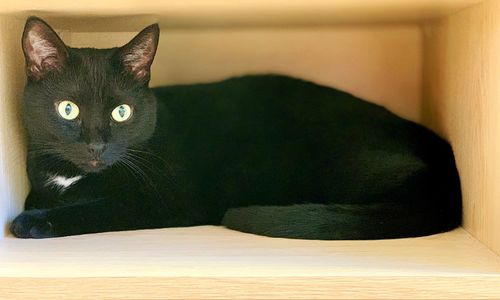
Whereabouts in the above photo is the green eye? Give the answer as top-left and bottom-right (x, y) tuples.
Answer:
(111, 104), (132, 122)
(57, 100), (79, 120)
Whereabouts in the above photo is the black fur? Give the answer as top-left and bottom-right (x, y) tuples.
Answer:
(10, 17), (462, 239)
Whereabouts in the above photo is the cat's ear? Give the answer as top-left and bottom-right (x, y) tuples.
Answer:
(116, 24), (159, 83)
(22, 17), (68, 81)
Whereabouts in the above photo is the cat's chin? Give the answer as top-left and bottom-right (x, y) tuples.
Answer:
(77, 163), (109, 174)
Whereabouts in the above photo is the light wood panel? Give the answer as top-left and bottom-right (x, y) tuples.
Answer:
(0, 16), (30, 236)
(67, 26), (422, 121)
(3, 227), (500, 278)
(2, 277), (500, 299)
(422, 0), (500, 255)
(0, 0), (482, 29)
(0, 226), (499, 298)
(0, 0), (499, 298)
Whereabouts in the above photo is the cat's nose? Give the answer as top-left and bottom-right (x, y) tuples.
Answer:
(88, 143), (106, 158)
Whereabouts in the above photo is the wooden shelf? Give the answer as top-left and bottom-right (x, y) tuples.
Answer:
(0, 0), (483, 30)
(0, 1), (499, 298)
(1, 226), (499, 298)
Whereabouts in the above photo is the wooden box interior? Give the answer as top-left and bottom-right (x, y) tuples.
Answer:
(0, 0), (499, 298)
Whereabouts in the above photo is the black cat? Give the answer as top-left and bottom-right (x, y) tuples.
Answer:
(10, 17), (461, 239)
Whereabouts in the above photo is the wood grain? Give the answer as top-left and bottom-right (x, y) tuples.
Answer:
(0, 16), (30, 236)
(1, 226), (500, 277)
(68, 26), (422, 121)
(1, 1), (500, 298)
(1, 226), (499, 298)
(2, 276), (500, 299)
(422, 0), (500, 255)
(0, 0), (482, 28)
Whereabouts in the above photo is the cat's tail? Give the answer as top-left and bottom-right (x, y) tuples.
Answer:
(221, 200), (461, 240)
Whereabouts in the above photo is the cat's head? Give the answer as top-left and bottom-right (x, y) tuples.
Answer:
(21, 17), (159, 173)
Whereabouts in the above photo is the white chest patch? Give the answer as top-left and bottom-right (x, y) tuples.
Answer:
(45, 174), (83, 192)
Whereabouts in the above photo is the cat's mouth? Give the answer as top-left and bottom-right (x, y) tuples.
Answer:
(78, 159), (109, 173)
(89, 159), (99, 167)
(66, 145), (126, 173)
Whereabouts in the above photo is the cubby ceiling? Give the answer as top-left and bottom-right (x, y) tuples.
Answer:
(0, 0), (483, 30)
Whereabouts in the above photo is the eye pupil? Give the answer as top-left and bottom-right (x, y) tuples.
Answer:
(118, 106), (126, 118)
(65, 103), (72, 115)
(111, 104), (131, 122)
(57, 100), (79, 120)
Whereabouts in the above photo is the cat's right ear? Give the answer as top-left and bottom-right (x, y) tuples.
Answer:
(22, 17), (68, 81)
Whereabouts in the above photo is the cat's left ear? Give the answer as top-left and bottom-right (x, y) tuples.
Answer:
(116, 23), (159, 83)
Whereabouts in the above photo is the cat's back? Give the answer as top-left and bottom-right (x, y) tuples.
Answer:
(151, 74), (438, 154)
(149, 75), (457, 207)
(153, 74), (400, 132)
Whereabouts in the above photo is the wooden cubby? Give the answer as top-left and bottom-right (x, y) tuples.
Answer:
(0, 0), (499, 298)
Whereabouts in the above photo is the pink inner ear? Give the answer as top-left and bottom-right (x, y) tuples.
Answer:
(27, 30), (60, 68)
(134, 69), (148, 79)
(123, 46), (153, 78)
(122, 32), (156, 79)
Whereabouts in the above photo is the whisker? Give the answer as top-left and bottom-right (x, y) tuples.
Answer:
(121, 154), (164, 202)
(125, 150), (178, 188)
(127, 148), (178, 181)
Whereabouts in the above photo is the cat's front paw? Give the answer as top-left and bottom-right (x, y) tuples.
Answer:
(10, 209), (55, 239)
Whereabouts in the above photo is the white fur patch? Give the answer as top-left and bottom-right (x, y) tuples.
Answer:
(45, 173), (83, 192)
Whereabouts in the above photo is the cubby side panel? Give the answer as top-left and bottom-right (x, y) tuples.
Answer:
(0, 16), (30, 236)
(422, 0), (500, 255)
